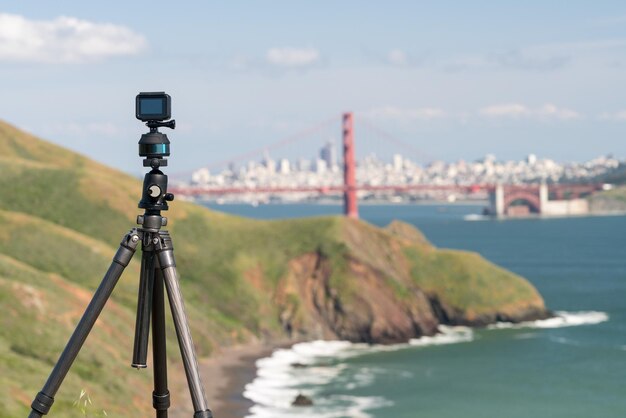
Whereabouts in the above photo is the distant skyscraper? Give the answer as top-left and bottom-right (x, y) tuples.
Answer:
(191, 168), (210, 185)
(278, 158), (290, 174)
(263, 150), (275, 174)
(320, 141), (336, 170)
(315, 159), (327, 174)
(298, 158), (311, 171)
(393, 154), (403, 172)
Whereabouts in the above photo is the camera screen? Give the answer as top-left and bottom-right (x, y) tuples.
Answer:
(136, 92), (171, 121)
(140, 98), (165, 115)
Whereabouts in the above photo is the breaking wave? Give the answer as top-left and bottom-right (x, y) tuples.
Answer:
(487, 311), (609, 330)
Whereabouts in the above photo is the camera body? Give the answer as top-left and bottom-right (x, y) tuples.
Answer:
(136, 92), (171, 122)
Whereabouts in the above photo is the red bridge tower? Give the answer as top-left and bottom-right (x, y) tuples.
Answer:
(343, 112), (358, 218)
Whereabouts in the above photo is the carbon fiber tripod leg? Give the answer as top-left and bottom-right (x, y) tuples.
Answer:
(152, 266), (170, 418)
(132, 247), (156, 368)
(28, 230), (141, 418)
(155, 231), (213, 418)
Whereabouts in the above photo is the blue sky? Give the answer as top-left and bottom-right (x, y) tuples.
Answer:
(2, 1), (626, 174)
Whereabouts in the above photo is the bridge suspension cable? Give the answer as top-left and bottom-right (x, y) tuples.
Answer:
(356, 116), (437, 164)
(204, 116), (337, 171)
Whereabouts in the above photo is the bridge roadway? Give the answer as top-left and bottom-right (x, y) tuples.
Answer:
(169, 183), (602, 197)
(169, 184), (486, 196)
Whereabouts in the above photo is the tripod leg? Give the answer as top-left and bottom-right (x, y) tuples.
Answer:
(132, 246), (156, 368)
(152, 266), (170, 418)
(156, 232), (212, 418)
(28, 230), (140, 418)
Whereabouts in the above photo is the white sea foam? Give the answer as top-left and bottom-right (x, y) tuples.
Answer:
(243, 340), (389, 417)
(245, 394), (391, 418)
(463, 214), (490, 221)
(487, 311), (609, 330)
(409, 325), (474, 346)
(245, 342), (349, 415)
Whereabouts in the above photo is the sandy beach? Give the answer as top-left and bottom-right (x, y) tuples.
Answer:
(169, 344), (274, 418)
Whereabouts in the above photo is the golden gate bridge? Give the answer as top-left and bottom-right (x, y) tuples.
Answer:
(170, 113), (603, 218)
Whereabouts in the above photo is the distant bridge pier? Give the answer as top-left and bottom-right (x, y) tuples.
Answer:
(539, 182), (549, 208)
(489, 184), (505, 217)
(487, 183), (596, 217)
(343, 112), (358, 218)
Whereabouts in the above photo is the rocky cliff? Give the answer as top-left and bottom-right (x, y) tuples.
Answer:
(274, 219), (549, 344)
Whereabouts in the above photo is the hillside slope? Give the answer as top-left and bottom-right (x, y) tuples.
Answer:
(0, 120), (548, 416)
(588, 186), (626, 213)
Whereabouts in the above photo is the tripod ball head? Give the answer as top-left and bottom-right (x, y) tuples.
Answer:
(139, 168), (174, 212)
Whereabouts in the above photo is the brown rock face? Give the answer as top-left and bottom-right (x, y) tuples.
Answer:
(276, 251), (443, 344)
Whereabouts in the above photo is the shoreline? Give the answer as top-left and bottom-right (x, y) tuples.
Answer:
(169, 344), (274, 418)
(207, 345), (273, 418)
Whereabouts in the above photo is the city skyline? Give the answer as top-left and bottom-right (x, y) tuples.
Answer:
(189, 136), (619, 176)
(187, 141), (618, 205)
(2, 2), (626, 174)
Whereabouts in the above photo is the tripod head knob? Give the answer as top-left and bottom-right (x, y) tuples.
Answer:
(148, 184), (162, 198)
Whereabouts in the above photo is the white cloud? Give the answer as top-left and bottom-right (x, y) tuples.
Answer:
(537, 104), (580, 120)
(364, 106), (445, 121)
(0, 13), (146, 63)
(480, 103), (580, 120)
(266, 47), (320, 68)
(599, 110), (626, 120)
(388, 49), (408, 66)
(480, 103), (530, 118)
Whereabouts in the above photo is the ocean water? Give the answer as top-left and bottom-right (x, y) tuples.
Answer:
(203, 203), (626, 418)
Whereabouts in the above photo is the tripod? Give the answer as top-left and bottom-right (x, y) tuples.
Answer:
(28, 124), (213, 418)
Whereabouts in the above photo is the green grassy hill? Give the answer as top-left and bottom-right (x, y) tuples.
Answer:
(0, 120), (548, 417)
